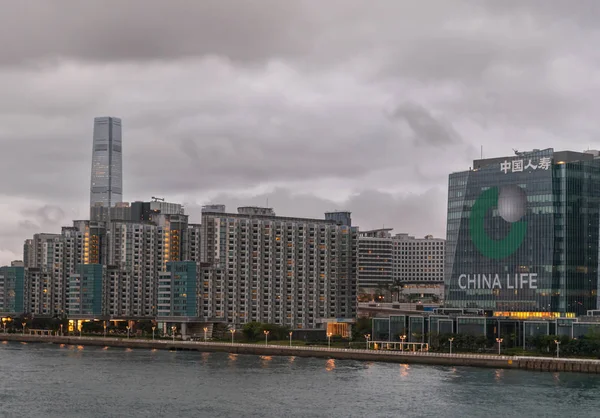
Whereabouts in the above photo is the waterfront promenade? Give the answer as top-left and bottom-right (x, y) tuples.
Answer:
(2, 333), (600, 374)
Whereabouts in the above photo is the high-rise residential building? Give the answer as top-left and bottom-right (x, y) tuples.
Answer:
(68, 264), (103, 317)
(357, 230), (445, 289)
(0, 265), (25, 315)
(357, 229), (394, 289)
(157, 261), (198, 319)
(445, 148), (600, 318)
(394, 234), (445, 283)
(200, 206), (358, 330)
(90, 116), (123, 211)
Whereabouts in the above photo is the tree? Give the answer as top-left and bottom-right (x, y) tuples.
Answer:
(352, 317), (372, 341)
(242, 322), (263, 341)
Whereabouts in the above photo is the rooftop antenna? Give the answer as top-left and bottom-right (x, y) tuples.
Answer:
(266, 197), (269, 207)
(480, 145), (483, 159)
(512, 148), (519, 155)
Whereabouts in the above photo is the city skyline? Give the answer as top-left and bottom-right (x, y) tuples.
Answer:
(2, 2), (599, 264)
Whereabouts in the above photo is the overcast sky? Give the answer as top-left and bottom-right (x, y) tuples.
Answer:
(1, 1), (599, 263)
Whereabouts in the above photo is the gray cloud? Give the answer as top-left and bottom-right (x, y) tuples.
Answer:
(188, 187), (447, 239)
(0, 1), (599, 263)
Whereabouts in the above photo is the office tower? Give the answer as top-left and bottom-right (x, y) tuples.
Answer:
(200, 207), (358, 330)
(90, 116), (123, 210)
(445, 148), (600, 318)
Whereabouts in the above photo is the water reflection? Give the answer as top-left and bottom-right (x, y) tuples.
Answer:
(288, 356), (295, 364)
(228, 353), (237, 366)
(494, 369), (504, 382)
(260, 356), (273, 368)
(325, 359), (335, 372)
(77, 345), (84, 350)
(400, 364), (410, 378)
(201, 352), (210, 364)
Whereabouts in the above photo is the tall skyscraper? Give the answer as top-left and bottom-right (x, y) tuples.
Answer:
(90, 116), (123, 210)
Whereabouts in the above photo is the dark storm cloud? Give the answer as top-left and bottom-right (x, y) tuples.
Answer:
(0, 1), (314, 66)
(0, 1), (599, 263)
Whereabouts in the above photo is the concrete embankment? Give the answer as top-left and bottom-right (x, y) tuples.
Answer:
(2, 334), (600, 374)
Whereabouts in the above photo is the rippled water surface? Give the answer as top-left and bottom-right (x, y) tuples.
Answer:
(1, 341), (599, 417)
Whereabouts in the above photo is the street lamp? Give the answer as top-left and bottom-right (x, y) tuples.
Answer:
(327, 332), (332, 349)
(60, 324), (63, 336)
(554, 339), (561, 358)
(400, 334), (407, 352)
(22, 322), (26, 336)
(448, 337), (454, 355)
(230, 328), (235, 344)
(103, 322), (107, 338)
(496, 338), (503, 355)
(364, 334), (370, 350)
(204, 327), (208, 342)
(289, 331), (293, 347)
(126, 326), (131, 339)
(171, 326), (177, 343)
(152, 326), (156, 341)
(264, 330), (270, 345)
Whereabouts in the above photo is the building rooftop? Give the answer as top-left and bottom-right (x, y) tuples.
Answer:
(471, 148), (599, 171)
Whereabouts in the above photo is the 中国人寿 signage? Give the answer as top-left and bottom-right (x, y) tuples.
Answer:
(458, 273), (538, 289)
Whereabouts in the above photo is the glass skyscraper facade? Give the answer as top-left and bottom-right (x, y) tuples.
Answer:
(90, 116), (122, 209)
(445, 148), (600, 318)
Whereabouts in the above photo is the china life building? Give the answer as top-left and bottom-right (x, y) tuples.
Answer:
(445, 148), (600, 318)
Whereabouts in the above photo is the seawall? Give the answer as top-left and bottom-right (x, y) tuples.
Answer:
(2, 334), (600, 374)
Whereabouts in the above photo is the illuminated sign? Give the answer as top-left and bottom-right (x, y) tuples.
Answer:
(458, 273), (537, 289)
(500, 157), (551, 174)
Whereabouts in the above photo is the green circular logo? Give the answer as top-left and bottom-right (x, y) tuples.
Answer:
(469, 186), (527, 259)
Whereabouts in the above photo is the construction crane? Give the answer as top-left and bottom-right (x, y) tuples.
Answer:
(151, 196), (165, 202)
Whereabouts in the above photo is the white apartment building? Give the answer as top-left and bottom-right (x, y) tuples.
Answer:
(358, 230), (445, 289)
(200, 207), (358, 329)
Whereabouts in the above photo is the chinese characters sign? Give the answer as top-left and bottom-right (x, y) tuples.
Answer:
(500, 157), (551, 174)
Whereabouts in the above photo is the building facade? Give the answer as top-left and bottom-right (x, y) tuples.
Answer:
(68, 264), (104, 317)
(358, 230), (445, 289)
(0, 266), (25, 315)
(157, 261), (198, 319)
(90, 116), (123, 210)
(445, 148), (600, 318)
(357, 229), (394, 289)
(200, 207), (358, 329)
